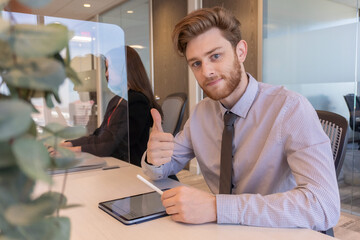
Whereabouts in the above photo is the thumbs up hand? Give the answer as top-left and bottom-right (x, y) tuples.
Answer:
(147, 108), (175, 166)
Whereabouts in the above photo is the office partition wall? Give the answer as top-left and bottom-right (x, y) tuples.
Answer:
(262, 0), (360, 215)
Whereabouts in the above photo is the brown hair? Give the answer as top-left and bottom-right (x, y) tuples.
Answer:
(172, 7), (242, 56)
(125, 46), (163, 117)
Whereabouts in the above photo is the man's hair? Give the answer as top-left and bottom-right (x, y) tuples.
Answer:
(172, 6), (242, 56)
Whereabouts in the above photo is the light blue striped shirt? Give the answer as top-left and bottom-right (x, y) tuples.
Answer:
(142, 74), (340, 231)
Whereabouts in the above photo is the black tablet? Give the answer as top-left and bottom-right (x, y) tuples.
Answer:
(98, 191), (168, 225)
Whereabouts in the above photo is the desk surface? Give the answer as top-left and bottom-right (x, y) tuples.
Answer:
(35, 157), (336, 240)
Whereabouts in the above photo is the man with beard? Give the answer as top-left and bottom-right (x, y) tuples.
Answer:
(141, 7), (340, 231)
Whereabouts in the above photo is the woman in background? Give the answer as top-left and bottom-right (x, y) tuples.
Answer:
(62, 46), (162, 167)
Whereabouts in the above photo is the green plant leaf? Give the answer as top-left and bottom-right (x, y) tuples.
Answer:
(38, 133), (57, 146)
(0, 40), (12, 70)
(4, 192), (67, 226)
(42, 123), (86, 139)
(6, 84), (19, 98)
(19, 217), (70, 240)
(51, 147), (82, 169)
(12, 136), (51, 183)
(0, 167), (34, 218)
(2, 58), (66, 93)
(0, 99), (33, 141)
(35, 191), (67, 209)
(17, 0), (53, 9)
(57, 126), (86, 139)
(4, 202), (53, 226)
(42, 122), (66, 134)
(65, 44), (71, 66)
(26, 119), (37, 137)
(52, 90), (61, 104)
(53, 52), (65, 66)
(0, 214), (10, 232)
(0, 228), (25, 240)
(44, 92), (55, 109)
(0, 23), (70, 58)
(38, 133), (61, 147)
(0, 141), (16, 168)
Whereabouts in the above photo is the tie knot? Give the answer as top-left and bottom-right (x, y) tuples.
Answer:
(224, 111), (237, 126)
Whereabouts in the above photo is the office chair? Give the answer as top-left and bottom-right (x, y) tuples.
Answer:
(316, 110), (349, 237)
(160, 92), (187, 182)
(161, 92), (188, 136)
(316, 110), (348, 179)
(343, 94), (360, 149)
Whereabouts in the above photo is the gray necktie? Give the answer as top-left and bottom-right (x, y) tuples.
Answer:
(219, 111), (238, 194)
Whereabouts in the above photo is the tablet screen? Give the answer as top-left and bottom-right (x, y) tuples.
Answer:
(99, 191), (167, 225)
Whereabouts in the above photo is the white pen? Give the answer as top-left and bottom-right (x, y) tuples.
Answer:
(136, 174), (163, 195)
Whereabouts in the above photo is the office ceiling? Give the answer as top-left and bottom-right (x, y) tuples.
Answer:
(26, 0), (360, 22)
(32, 0), (126, 20)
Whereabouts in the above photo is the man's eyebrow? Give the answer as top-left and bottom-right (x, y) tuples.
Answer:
(187, 47), (222, 63)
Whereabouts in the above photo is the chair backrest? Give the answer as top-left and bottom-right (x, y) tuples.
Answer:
(161, 92), (187, 136)
(343, 94), (360, 131)
(316, 110), (348, 178)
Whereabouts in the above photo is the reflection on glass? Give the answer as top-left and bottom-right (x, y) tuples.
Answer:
(262, 0), (360, 215)
(1, 11), (130, 163)
(99, 0), (151, 78)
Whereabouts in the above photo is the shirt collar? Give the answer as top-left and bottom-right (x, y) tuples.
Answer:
(219, 73), (259, 119)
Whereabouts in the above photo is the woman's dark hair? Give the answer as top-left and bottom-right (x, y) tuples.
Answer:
(125, 46), (163, 117)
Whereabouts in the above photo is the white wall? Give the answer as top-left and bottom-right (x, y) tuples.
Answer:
(263, 0), (358, 120)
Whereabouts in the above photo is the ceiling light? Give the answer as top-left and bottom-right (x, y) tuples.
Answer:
(84, 4), (91, 8)
(129, 45), (145, 49)
(127, 10), (134, 13)
(71, 36), (92, 43)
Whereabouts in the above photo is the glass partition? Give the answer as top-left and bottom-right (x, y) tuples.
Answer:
(0, 11), (130, 164)
(263, 0), (360, 215)
(99, 0), (151, 78)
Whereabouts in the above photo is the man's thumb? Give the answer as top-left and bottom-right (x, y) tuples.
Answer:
(151, 108), (163, 132)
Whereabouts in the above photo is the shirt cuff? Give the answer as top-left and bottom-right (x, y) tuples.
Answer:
(141, 151), (165, 180)
(216, 194), (241, 224)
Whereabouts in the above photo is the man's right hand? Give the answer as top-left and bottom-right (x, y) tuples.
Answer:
(146, 108), (174, 166)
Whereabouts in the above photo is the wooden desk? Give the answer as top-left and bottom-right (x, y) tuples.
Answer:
(35, 158), (337, 240)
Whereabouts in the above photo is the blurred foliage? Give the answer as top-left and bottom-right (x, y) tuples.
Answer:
(0, 0), (85, 239)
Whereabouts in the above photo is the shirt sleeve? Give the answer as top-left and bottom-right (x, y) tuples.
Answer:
(67, 136), (90, 146)
(216, 96), (340, 231)
(74, 101), (128, 157)
(141, 151), (166, 180)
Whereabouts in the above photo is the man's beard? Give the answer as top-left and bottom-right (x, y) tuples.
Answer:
(202, 57), (242, 101)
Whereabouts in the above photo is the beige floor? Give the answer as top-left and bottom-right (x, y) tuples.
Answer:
(177, 169), (360, 240)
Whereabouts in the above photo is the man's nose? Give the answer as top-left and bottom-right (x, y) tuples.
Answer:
(202, 62), (215, 77)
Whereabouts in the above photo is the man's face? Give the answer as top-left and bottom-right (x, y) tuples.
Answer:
(185, 28), (242, 101)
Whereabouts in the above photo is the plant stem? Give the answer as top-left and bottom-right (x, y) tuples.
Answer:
(57, 169), (68, 217)
(8, 11), (18, 25)
(21, 178), (34, 202)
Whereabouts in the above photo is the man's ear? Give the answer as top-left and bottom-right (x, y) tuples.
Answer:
(235, 40), (247, 63)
